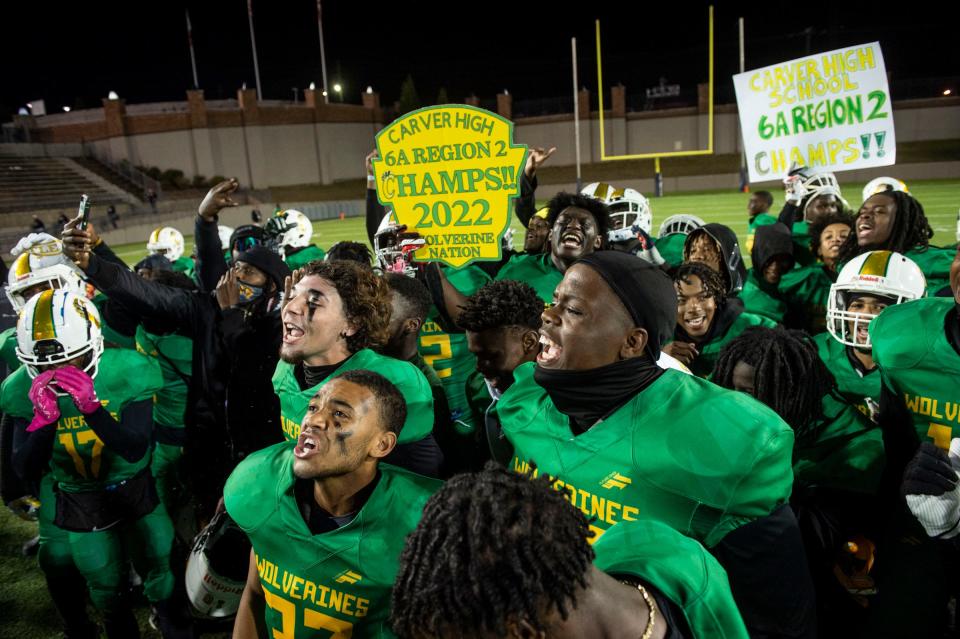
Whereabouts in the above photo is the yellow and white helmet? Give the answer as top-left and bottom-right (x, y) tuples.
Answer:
(5, 233), (85, 311)
(827, 250), (926, 349)
(15, 289), (104, 379)
(862, 177), (908, 204)
(581, 182), (653, 234)
(658, 214), (704, 237)
(147, 227), (185, 262)
(277, 209), (313, 250)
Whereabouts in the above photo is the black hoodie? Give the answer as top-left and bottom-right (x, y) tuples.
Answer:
(751, 223), (795, 285)
(684, 223), (748, 296)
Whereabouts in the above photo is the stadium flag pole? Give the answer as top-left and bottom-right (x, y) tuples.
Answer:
(185, 9), (200, 89)
(572, 37), (582, 192)
(738, 16), (749, 192)
(316, 1), (330, 104)
(247, 0), (263, 101)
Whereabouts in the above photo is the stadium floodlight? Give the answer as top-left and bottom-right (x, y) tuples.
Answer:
(309, 82), (316, 90)
(366, 86), (374, 94)
(945, 89), (953, 96)
(26, 103), (32, 109)
(62, 106), (71, 112)
(107, 91), (119, 100)
(322, 91), (328, 97)
(333, 83), (342, 93)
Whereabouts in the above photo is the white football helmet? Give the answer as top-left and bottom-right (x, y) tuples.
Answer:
(185, 511), (248, 619)
(373, 211), (425, 277)
(16, 289), (104, 379)
(217, 225), (235, 251)
(277, 209), (313, 249)
(787, 166), (849, 222)
(146, 227), (185, 262)
(580, 182), (653, 234)
(862, 177), (908, 205)
(827, 250), (926, 349)
(658, 214), (704, 238)
(5, 233), (86, 311)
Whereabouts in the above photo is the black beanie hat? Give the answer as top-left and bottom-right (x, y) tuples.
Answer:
(576, 251), (677, 359)
(134, 254), (172, 273)
(235, 246), (291, 291)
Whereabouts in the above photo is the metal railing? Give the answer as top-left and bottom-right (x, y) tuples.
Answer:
(80, 142), (162, 200)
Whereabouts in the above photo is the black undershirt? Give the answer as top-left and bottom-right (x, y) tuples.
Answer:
(294, 471), (381, 535)
(845, 344), (875, 377)
(296, 358), (349, 390)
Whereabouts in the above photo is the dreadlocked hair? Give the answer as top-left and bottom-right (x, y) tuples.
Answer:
(390, 463), (596, 639)
(838, 190), (933, 264)
(713, 326), (834, 441)
(457, 279), (543, 333)
(808, 210), (855, 257)
(672, 261), (727, 304)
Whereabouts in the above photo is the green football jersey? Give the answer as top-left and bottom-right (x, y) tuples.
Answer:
(594, 519), (749, 639)
(691, 311), (778, 377)
(498, 363), (794, 547)
(904, 246), (955, 293)
(0, 349), (163, 492)
(655, 234), (687, 269)
(745, 213), (777, 255)
(778, 263), (834, 335)
(272, 349), (433, 445)
(285, 245), (327, 271)
(135, 326), (192, 428)
(91, 294), (137, 350)
(740, 270), (786, 324)
(419, 265), (490, 433)
(812, 332), (880, 418)
(224, 444), (440, 639)
(793, 391), (885, 495)
(171, 256), (195, 278)
(871, 297), (960, 449)
(495, 253), (562, 304)
(0, 326), (20, 372)
(789, 221), (816, 267)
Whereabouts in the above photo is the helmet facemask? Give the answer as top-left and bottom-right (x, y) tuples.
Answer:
(827, 287), (908, 349)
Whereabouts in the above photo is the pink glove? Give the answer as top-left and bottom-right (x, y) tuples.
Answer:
(53, 366), (101, 414)
(27, 370), (60, 432)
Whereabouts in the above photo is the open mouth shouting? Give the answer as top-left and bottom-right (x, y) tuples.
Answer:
(537, 332), (563, 367)
(283, 321), (305, 345)
(559, 229), (584, 250)
(857, 218), (875, 243)
(294, 428), (323, 459)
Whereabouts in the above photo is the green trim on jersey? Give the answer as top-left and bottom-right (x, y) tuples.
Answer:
(594, 519), (749, 639)
(224, 444), (440, 639)
(871, 297), (960, 449)
(812, 332), (880, 418)
(654, 234), (687, 269)
(495, 253), (562, 304)
(691, 311), (778, 377)
(778, 263), (834, 335)
(272, 349), (434, 444)
(745, 213), (777, 255)
(498, 362), (794, 547)
(740, 270), (786, 324)
(904, 246), (955, 293)
(793, 391), (885, 495)
(135, 326), (192, 428)
(418, 264), (490, 433)
(0, 326), (20, 372)
(0, 349), (164, 492)
(285, 245), (327, 271)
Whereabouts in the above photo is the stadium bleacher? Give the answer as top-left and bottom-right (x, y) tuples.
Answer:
(0, 155), (130, 219)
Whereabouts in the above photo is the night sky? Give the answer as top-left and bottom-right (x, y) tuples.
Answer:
(2, 1), (956, 121)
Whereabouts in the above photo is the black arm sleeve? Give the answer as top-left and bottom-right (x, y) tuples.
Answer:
(83, 254), (207, 337)
(194, 215), (229, 293)
(878, 381), (921, 498)
(711, 504), (817, 639)
(777, 202), (802, 228)
(12, 417), (55, 484)
(514, 173), (538, 228)
(92, 240), (128, 269)
(84, 399), (153, 463)
(366, 189), (386, 246)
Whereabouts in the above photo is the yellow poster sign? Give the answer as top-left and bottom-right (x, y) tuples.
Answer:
(372, 105), (527, 268)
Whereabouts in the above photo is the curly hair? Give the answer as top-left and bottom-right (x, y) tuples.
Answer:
(300, 260), (391, 353)
(838, 190), (934, 264)
(390, 463), (596, 639)
(808, 210), (855, 257)
(545, 191), (612, 243)
(457, 279), (543, 333)
(672, 261), (727, 304)
(713, 326), (834, 443)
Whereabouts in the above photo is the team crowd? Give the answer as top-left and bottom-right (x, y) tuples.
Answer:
(0, 143), (959, 639)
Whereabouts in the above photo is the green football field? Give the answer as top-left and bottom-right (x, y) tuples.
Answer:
(107, 178), (959, 268)
(1, 178), (957, 637)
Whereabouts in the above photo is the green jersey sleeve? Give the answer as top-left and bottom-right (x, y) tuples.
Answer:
(285, 245), (327, 271)
(135, 327), (193, 428)
(654, 234), (687, 269)
(739, 271), (786, 324)
(692, 312), (777, 377)
(0, 367), (35, 419)
(495, 253), (562, 304)
(904, 246), (955, 293)
(0, 326), (21, 372)
(778, 264), (834, 334)
(594, 519), (749, 639)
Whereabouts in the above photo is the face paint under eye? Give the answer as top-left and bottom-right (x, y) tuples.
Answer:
(335, 430), (353, 456)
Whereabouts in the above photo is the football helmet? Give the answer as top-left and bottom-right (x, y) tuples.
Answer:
(786, 166), (849, 222)
(275, 209), (313, 249)
(827, 250), (925, 348)
(16, 290), (104, 379)
(146, 227), (185, 262)
(217, 225), (235, 251)
(862, 177), (908, 204)
(373, 211), (426, 277)
(185, 511), (249, 619)
(580, 182), (653, 234)
(5, 233), (85, 311)
(658, 214), (704, 238)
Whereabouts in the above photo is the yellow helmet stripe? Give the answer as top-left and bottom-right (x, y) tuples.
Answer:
(595, 183), (612, 200)
(859, 250), (893, 277)
(13, 253), (31, 277)
(32, 290), (57, 341)
(534, 207), (550, 219)
(149, 228), (162, 244)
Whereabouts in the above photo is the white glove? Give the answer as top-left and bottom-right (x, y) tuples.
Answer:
(906, 438), (960, 539)
(783, 174), (808, 205)
(10, 233), (59, 257)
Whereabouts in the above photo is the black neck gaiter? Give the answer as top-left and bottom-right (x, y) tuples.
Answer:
(533, 356), (664, 434)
